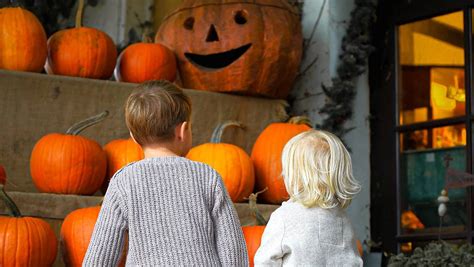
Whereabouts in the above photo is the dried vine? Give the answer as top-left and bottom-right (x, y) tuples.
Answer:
(317, 0), (377, 139)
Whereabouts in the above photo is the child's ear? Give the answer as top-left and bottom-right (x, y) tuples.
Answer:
(176, 122), (188, 141)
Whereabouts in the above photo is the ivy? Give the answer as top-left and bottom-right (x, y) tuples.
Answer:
(388, 241), (474, 266)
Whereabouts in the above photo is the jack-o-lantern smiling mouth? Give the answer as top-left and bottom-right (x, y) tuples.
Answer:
(184, 43), (252, 70)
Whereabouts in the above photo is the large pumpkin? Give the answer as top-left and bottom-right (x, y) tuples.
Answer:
(0, 184), (57, 266)
(61, 206), (127, 266)
(156, 0), (302, 99)
(46, 0), (117, 79)
(114, 40), (177, 83)
(186, 121), (254, 202)
(30, 111), (108, 195)
(242, 225), (265, 267)
(0, 7), (47, 72)
(251, 117), (311, 204)
(102, 138), (144, 192)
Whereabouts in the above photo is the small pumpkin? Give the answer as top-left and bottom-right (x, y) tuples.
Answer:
(30, 111), (108, 195)
(114, 34), (177, 83)
(46, 0), (117, 79)
(102, 138), (144, 192)
(251, 116), (311, 204)
(0, 165), (5, 185)
(187, 121), (254, 203)
(61, 206), (127, 266)
(0, 7), (47, 72)
(0, 184), (58, 266)
(242, 225), (265, 267)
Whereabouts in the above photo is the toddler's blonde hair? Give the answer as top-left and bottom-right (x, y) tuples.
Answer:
(281, 129), (361, 209)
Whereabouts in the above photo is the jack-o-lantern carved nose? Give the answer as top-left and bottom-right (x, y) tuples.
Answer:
(206, 24), (219, 42)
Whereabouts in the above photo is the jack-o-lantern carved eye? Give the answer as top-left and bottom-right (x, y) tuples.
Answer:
(234, 10), (248, 25)
(183, 17), (195, 30)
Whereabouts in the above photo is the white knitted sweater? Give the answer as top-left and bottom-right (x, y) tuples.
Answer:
(254, 200), (363, 266)
(83, 156), (248, 266)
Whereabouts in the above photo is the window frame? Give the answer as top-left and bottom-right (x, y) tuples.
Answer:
(370, 0), (474, 254)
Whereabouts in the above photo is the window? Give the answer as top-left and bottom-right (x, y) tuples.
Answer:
(370, 1), (474, 254)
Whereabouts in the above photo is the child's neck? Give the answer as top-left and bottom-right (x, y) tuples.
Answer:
(143, 145), (181, 159)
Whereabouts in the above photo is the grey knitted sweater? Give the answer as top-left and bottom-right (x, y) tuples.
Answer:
(83, 156), (248, 266)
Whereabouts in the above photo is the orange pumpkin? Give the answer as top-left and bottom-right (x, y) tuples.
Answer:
(187, 121), (254, 202)
(0, 164), (5, 185)
(0, 184), (57, 266)
(46, 0), (117, 79)
(61, 206), (127, 266)
(30, 111), (108, 195)
(115, 40), (177, 83)
(242, 225), (265, 267)
(0, 7), (47, 72)
(251, 117), (311, 204)
(102, 138), (144, 192)
(156, 0), (302, 99)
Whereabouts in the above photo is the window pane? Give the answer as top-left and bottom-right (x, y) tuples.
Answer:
(400, 125), (467, 235)
(398, 11), (465, 125)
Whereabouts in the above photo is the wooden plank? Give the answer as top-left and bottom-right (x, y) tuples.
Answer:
(0, 70), (288, 192)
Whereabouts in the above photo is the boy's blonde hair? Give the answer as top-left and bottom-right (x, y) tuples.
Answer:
(281, 129), (361, 209)
(125, 80), (191, 146)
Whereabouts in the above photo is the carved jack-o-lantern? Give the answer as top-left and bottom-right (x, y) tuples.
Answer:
(156, 0), (302, 99)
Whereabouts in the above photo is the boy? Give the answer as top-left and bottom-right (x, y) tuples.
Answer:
(84, 81), (248, 266)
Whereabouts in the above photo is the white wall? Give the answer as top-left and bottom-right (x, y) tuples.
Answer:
(291, 0), (371, 244)
(80, 0), (154, 47)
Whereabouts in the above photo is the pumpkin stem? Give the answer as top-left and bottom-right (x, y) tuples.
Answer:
(75, 0), (85, 28)
(244, 187), (268, 225)
(66, 110), (109, 135)
(288, 116), (312, 127)
(210, 121), (244, 144)
(0, 184), (21, 217)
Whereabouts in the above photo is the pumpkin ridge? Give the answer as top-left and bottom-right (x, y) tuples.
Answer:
(24, 218), (33, 265)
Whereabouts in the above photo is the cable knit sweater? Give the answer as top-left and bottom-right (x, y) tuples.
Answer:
(83, 156), (248, 266)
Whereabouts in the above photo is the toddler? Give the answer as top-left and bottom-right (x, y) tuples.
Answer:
(254, 130), (363, 266)
(83, 80), (248, 266)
